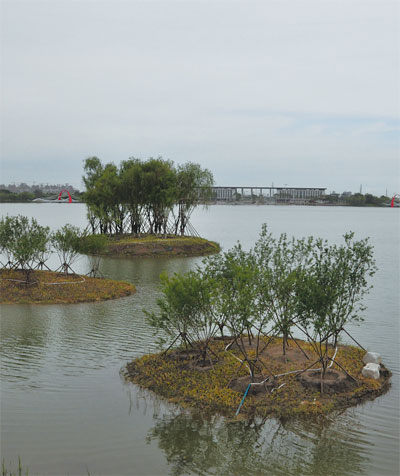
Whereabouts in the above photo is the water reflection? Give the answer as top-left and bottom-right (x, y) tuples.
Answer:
(147, 410), (371, 476)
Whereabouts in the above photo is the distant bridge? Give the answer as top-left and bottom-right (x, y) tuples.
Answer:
(212, 186), (327, 202)
(32, 189), (80, 203)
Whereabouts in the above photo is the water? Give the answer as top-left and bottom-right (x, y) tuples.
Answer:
(1, 203), (399, 475)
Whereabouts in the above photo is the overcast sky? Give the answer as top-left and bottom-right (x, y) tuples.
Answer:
(1, 0), (399, 195)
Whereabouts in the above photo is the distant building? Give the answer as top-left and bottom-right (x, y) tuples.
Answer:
(0, 183), (80, 194)
(275, 187), (326, 201)
(212, 187), (235, 201)
(211, 186), (326, 202)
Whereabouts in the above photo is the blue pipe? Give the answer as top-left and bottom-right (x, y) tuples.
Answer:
(235, 383), (251, 416)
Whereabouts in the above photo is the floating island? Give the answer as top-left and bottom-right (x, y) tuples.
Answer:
(0, 269), (135, 305)
(91, 234), (221, 258)
(124, 336), (391, 420)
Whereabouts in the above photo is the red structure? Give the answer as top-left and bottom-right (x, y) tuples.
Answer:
(391, 194), (399, 208)
(57, 190), (72, 203)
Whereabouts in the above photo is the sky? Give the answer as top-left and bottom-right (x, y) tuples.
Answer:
(1, 0), (399, 195)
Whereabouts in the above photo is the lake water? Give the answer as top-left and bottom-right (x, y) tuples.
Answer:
(1, 203), (399, 475)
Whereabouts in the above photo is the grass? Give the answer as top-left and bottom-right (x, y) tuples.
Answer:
(0, 269), (135, 305)
(125, 337), (391, 420)
(2, 458), (28, 476)
(95, 233), (221, 257)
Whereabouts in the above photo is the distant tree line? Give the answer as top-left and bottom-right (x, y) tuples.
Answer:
(0, 189), (83, 203)
(322, 193), (392, 207)
(82, 157), (214, 236)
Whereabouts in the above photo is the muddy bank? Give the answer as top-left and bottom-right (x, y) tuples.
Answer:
(124, 337), (391, 420)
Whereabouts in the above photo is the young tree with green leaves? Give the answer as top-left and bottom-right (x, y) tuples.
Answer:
(202, 245), (271, 381)
(294, 233), (376, 391)
(174, 162), (214, 236)
(120, 158), (146, 235)
(77, 234), (108, 277)
(0, 215), (16, 267)
(253, 225), (311, 360)
(1, 215), (50, 282)
(141, 158), (177, 235)
(146, 270), (220, 364)
(51, 224), (82, 274)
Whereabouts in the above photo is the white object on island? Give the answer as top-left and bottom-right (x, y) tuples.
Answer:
(362, 351), (382, 365)
(362, 362), (381, 379)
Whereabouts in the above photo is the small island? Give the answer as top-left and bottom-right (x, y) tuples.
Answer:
(0, 216), (135, 305)
(124, 225), (391, 420)
(0, 269), (135, 305)
(93, 234), (220, 258)
(125, 337), (391, 419)
(81, 157), (218, 258)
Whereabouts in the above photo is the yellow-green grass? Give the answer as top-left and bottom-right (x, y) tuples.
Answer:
(0, 269), (135, 305)
(98, 234), (221, 258)
(125, 337), (391, 420)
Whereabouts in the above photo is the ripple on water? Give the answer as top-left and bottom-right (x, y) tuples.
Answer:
(0, 204), (399, 476)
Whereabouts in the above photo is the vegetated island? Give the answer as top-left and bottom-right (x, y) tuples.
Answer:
(0, 216), (135, 305)
(124, 337), (391, 420)
(91, 234), (220, 258)
(0, 269), (135, 305)
(124, 224), (391, 420)
(81, 157), (219, 258)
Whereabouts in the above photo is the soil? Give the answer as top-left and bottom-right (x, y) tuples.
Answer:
(298, 369), (357, 394)
(99, 235), (220, 258)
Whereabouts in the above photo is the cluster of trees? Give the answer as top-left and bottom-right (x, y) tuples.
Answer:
(147, 225), (376, 391)
(0, 215), (106, 282)
(82, 156), (214, 236)
(0, 189), (82, 203)
(322, 193), (392, 207)
(0, 189), (42, 202)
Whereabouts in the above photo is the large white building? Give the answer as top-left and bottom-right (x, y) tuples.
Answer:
(211, 186), (326, 202)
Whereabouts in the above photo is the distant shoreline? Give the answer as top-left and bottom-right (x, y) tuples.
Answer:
(208, 201), (397, 208)
(1, 200), (397, 208)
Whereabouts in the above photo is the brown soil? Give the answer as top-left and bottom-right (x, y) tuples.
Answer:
(228, 337), (312, 372)
(166, 348), (217, 372)
(228, 375), (277, 395)
(298, 369), (357, 394)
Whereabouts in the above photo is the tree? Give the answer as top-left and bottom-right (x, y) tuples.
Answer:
(295, 233), (376, 391)
(146, 270), (220, 364)
(174, 162), (214, 235)
(120, 158), (146, 234)
(78, 234), (108, 277)
(0, 215), (16, 267)
(82, 156), (105, 234)
(51, 224), (82, 274)
(253, 225), (310, 359)
(4, 216), (50, 282)
(202, 245), (265, 381)
(141, 157), (177, 235)
(81, 156), (214, 237)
